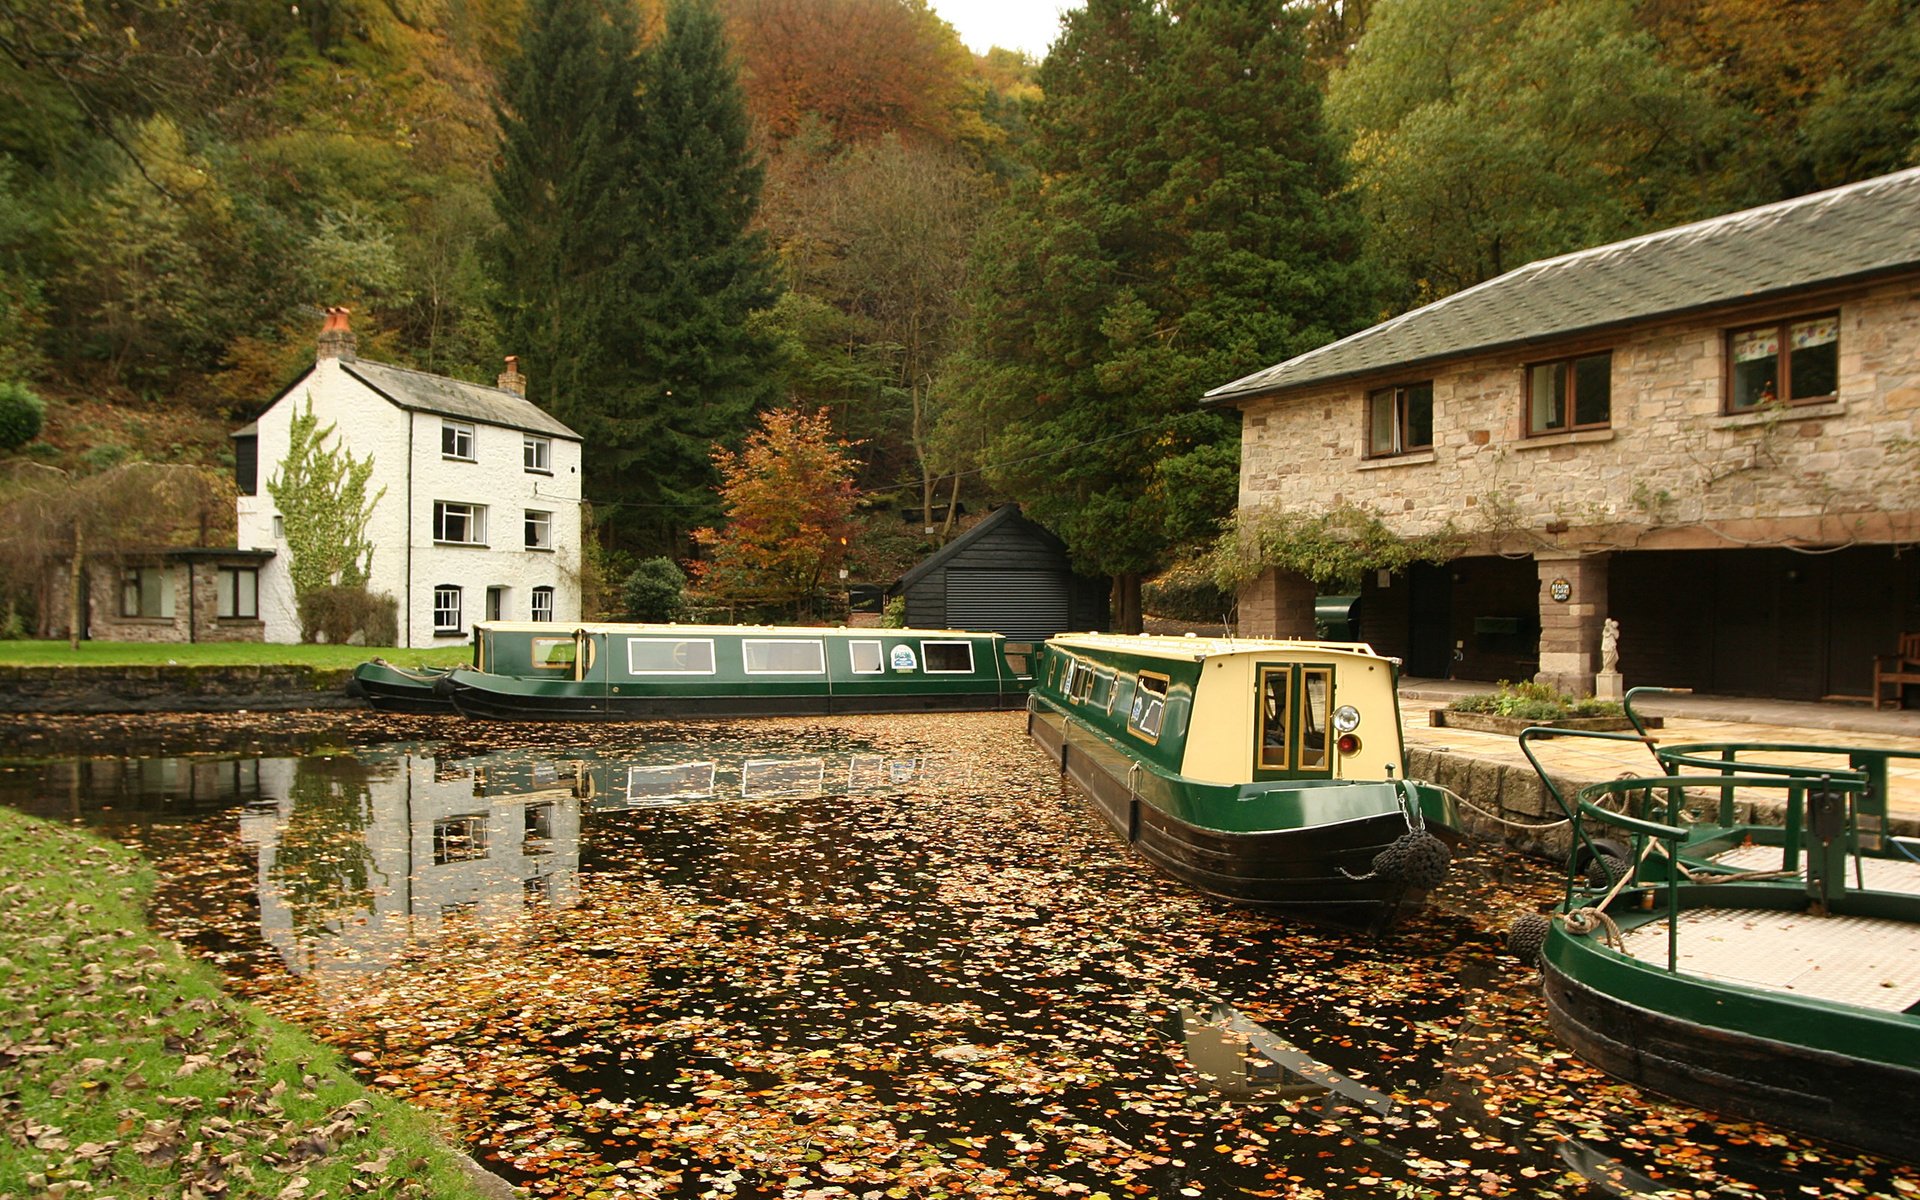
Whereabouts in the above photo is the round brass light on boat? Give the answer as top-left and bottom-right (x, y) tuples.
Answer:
(1336, 733), (1361, 755)
(1332, 704), (1361, 733)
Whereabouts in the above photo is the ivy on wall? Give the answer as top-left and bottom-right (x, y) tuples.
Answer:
(1208, 503), (1464, 592)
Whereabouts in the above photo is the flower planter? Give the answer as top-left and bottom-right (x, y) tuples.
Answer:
(1429, 709), (1660, 735)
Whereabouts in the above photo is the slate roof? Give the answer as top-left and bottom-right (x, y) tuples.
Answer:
(343, 360), (580, 440)
(1205, 167), (1920, 404)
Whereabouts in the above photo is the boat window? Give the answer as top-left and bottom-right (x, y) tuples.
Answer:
(742, 639), (827, 674)
(1128, 672), (1170, 742)
(1258, 667), (1291, 769)
(921, 640), (974, 674)
(1067, 659), (1096, 701)
(1299, 668), (1331, 771)
(531, 637), (576, 670)
(1003, 641), (1033, 676)
(628, 638), (716, 674)
(849, 640), (884, 674)
(627, 762), (715, 804)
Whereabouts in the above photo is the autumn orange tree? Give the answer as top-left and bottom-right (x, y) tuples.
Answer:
(691, 407), (860, 617)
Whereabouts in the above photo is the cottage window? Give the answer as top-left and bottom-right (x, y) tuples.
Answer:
(434, 501), (487, 545)
(433, 585), (463, 633)
(1366, 382), (1433, 457)
(1527, 352), (1611, 434)
(1729, 315), (1838, 410)
(525, 509), (553, 550)
(432, 815), (488, 864)
(217, 567), (258, 619)
(849, 640), (884, 674)
(524, 436), (552, 473)
(628, 638), (716, 674)
(442, 421), (476, 461)
(531, 586), (555, 623)
(1128, 672), (1170, 742)
(743, 638), (826, 674)
(120, 567), (175, 619)
(921, 641), (975, 674)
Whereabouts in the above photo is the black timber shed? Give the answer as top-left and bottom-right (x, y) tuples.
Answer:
(890, 504), (1108, 640)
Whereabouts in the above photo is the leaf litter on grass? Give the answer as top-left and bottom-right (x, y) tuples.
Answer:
(2, 710), (1917, 1199)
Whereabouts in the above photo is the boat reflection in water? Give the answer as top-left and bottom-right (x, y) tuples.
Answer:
(234, 745), (945, 978)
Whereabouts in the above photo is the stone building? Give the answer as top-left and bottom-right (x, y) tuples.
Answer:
(66, 546), (276, 644)
(1206, 168), (1920, 701)
(235, 309), (584, 646)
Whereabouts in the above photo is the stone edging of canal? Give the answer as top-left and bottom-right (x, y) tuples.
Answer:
(0, 663), (361, 714)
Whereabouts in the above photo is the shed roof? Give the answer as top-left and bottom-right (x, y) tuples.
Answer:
(1205, 167), (1920, 404)
(892, 503), (1068, 593)
(343, 360), (580, 440)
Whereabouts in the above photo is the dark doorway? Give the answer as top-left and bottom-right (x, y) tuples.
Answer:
(1406, 563), (1452, 678)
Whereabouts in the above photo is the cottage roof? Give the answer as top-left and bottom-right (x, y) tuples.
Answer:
(1205, 167), (1920, 404)
(342, 360), (580, 440)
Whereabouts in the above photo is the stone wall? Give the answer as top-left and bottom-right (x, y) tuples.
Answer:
(1233, 275), (1920, 552)
(0, 665), (357, 713)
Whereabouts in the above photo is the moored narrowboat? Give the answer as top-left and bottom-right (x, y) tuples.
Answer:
(348, 657), (462, 713)
(1513, 767), (1920, 1162)
(1027, 633), (1458, 933)
(436, 622), (1035, 720)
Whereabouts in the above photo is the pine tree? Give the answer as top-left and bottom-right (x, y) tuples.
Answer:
(942, 0), (1372, 630)
(609, 0), (784, 554)
(489, 0), (643, 456)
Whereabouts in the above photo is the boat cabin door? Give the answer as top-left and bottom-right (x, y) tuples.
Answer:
(1253, 663), (1334, 779)
(572, 628), (598, 683)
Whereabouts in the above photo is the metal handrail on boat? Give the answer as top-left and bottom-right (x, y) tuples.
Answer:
(1517, 726), (1664, 881)
(1567, 771), (1870, 971)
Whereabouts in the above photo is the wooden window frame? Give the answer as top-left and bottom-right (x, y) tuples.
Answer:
(432, 584), (462, 633)
(530, 636), (575, 670)
(1365, 381), (1434, 458)
(216, 566), (258, 619)
(525, 509), (553, 551)
(1257, 666), (1291, 770)
(1725, 312), (1840, 413)
(434, 501), (488, 546)
(1525, 351), (1612, 435)
(523, 435), (552, 474)
(530, 586), (554, 623)
(441, 420), (476, 462)
(1296, 666), (1333, 775)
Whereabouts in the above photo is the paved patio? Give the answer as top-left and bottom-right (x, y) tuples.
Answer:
(1400, 678), (1920, 821)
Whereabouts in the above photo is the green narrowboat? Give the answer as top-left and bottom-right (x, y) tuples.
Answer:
(1521, 687), (1920, 890)
(1027, 633), (1459, 933)
(1514, 764), (1920, 1163)
(435, 622), (1035, 720)
(348, 657), (464, 713)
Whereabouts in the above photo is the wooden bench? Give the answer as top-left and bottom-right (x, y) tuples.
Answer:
(1874, 633), (1920, 710)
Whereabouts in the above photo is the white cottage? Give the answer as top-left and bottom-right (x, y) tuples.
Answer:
(235, 309), (584, 646)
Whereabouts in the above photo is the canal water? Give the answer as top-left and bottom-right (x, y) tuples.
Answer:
(2, 710), (1914, 1199)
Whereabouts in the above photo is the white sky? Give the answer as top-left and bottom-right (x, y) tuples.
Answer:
(929, 0), (1085, 60)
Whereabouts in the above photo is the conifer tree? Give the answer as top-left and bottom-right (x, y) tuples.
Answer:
(489, 0), (643, 465)
(942, 0), (1371, 630)
(610, 0), (784, 553)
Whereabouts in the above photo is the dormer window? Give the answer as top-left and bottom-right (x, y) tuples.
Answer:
(442, 420), (476, 461)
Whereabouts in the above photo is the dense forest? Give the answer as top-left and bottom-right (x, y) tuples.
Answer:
(1, 0), (1916, 624)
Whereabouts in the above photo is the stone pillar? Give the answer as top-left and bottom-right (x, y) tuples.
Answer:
(1237, 567), (1317, 638)
(1535, 551), (1608, 696)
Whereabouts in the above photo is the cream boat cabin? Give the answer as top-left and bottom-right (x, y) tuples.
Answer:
(1028, 634), (1458, 932)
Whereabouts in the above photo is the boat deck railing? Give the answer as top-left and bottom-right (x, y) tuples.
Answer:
(1563, 771), (1871, 971)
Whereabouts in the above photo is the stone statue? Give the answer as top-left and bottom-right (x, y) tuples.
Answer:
(1600, 618), (1620, 674)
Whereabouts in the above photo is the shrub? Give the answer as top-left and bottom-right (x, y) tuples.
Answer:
(0, 381), (43, 451)
(1448, 679), (1622, 718)
(297, 586), (398, 645)
(622, 557), (686, 622)
(882, 595), (907, 628)
(1144, 556), (1234, 623)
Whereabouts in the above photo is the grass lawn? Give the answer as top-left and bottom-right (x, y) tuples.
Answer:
(0, 806), (504, 1199)
(0, 641), (471, 669)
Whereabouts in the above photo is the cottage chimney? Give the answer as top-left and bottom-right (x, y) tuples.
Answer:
(497, 355), (526, 396)
(316, 306), (358, 361)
